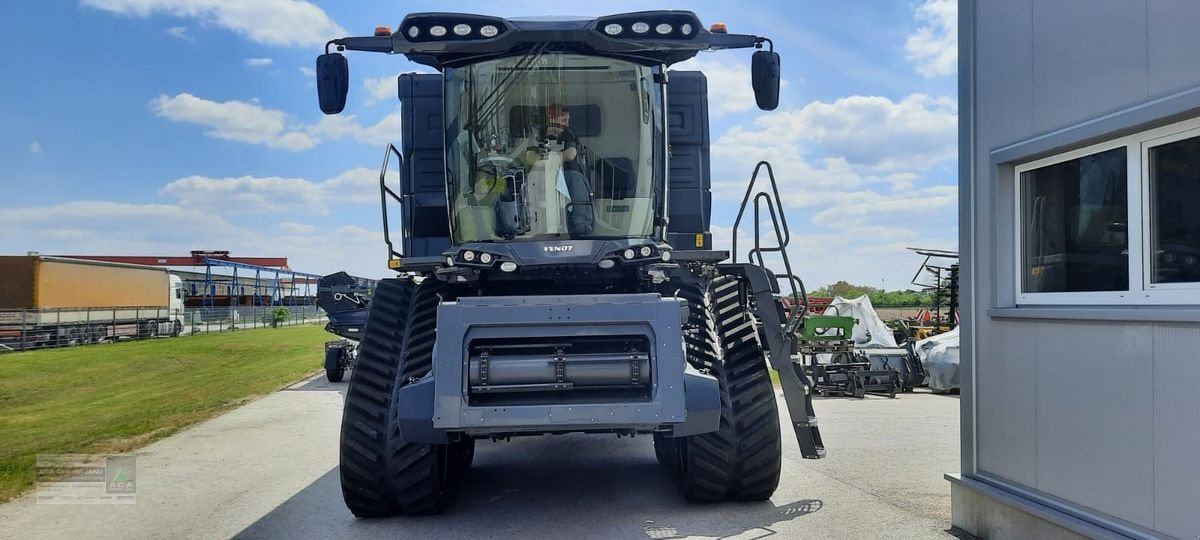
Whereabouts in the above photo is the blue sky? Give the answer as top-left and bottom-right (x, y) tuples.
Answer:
(0, 0), (957, 289)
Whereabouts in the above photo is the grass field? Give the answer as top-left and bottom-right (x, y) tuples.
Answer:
(0, 325), (328, 502)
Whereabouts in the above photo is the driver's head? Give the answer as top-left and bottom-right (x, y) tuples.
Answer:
(546, 103), (570, 128)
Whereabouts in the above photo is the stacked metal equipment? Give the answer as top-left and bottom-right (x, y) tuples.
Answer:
(316, 271), (373, 382)
(798, 310), (899, 398)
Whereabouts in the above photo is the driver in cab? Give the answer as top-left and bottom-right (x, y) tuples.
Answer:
(542, 103), (594, 235)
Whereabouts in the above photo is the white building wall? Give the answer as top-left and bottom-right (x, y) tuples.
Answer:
(963, 1), (1200, 538)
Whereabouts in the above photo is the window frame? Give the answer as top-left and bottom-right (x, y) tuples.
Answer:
(1013, 115), (1200, 306)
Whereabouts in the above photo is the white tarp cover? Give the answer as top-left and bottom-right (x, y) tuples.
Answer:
(824, 295), (898, 349)
(915, 327), (960, 391)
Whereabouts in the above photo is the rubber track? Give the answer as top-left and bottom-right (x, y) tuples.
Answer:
(677, 276), (782, 502)
(711, 277), (782, 501)
(339, 278), (449, 517)
(675, 278), (734, 502)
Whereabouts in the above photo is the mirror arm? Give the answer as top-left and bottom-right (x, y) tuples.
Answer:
(705, 32), (766, 51)
(328, 35), (395, 54)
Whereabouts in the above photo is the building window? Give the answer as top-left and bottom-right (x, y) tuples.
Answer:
(1021, 147), (1128, 293)
(1014, 117), (1200, 305)
(1148, 133), (1200, 285)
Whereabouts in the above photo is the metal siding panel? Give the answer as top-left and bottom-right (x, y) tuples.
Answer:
(1148, 0), (1200, 97)
(1033, 321), (1155, 527)
(976, 320), (1037, 486)
(975, 0), (1034, 147)
(1031, 0), (1149, 132)
(1152, 323), (1200, 539)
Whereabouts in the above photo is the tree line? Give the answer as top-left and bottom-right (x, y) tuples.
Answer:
(809, 281), (934, 307)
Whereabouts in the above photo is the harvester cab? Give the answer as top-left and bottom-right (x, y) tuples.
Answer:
(316, 11), (824, 517)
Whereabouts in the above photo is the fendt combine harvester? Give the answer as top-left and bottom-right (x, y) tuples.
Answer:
(314, 11), (825, 516)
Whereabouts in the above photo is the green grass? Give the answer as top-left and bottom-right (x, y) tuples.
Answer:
(0, 325), (327, 502)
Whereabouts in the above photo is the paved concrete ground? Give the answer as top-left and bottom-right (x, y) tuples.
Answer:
(0, 376), (960, 540)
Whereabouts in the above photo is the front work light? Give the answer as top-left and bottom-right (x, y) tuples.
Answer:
(639, 246), (653, 257)
(480, 24), (499, 37)
(500, 262), (518, 272)
(631, 22), (650, 34)
(655, 23), (672, 35)
(603, 23), (623, 36)
(407, 26), (419, 38)
(462, 250), (476, 262)
(479, 252), (494, 264)
(598, 259), (616, 269)
(429, 25), (447, 37)
(622, 249), (636, 260)
(453, 24), (471, 36)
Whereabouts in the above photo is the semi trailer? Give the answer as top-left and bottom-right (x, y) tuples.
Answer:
(315, 10), (825, 516)
(0, 256), (186, 350)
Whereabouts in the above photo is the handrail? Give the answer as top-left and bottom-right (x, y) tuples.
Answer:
(379, 144), (405, 263)
(731, 161), (809, 334)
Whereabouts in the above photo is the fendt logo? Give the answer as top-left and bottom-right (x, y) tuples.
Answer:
(543, 245), (574, 253)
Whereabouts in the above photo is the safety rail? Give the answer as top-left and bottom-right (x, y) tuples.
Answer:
(380, 144), (406, 263)
(731, 161), (809, 335)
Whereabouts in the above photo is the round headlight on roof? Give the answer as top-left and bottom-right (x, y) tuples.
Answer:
(680, 23), (693, 35)
(639, 245), (653, 257)
(480, 24), (499, 37)
(429, 25), (447, 37)
(453, 24), (471, 36)
(622, 249), (636, 260)
(631, 22), (650, 34)
(603, 23), (622, 36)
(407, 26), (420, 38)
(655, 23), (672, 35)
(462, 250), (476, 262)
(479, 252), (494, 264)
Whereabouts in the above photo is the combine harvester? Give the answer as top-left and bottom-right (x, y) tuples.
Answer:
(313, 10), (826, 516)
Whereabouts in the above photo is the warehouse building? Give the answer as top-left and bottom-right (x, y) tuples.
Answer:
(955, 1), (1199, 538)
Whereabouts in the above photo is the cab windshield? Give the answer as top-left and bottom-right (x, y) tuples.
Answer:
(445, 53), (663, 243)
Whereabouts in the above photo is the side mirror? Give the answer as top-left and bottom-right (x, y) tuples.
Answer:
(751, 50), (781, 111)
(316, 53), (349, 115)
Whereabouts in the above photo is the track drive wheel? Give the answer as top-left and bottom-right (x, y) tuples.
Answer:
(338, 277), (459, 517)
(325, 347), (346, 383)
(674, 276), (782, 502)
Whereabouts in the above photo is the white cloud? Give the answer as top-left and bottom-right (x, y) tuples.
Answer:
(244, 57), (273, 67)
(165, 25), (193, 42)
(673, 57), (794, 117)
(159, 166), (395, 213)
(30, 142), (42, 154)
(150, 93), (318, 151)
(714, 93), (957, 174)
(307, 111), (402, 147)
(0, 200), (386, 278)
(150, 92), (401, 150)
(363, 76), (396, 106)
(279, 222), (316, 235)
(906, 0), (957, 78)
(299, 66), (315, 77)
(81, 0), (346, 48)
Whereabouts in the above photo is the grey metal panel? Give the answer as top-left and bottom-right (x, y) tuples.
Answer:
(975, 320), (1037, 487)
(1030, 0), (1148, 132)
(990, 306), (1200, 323)
(1033, 321), (1155, 528)
(975, 0), (1033, 147)
(1151, 323), (1200, 539)
(959, 0), (978, 478)
(1148, 0), (1200, 97)
(429, 294), (703, 434)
